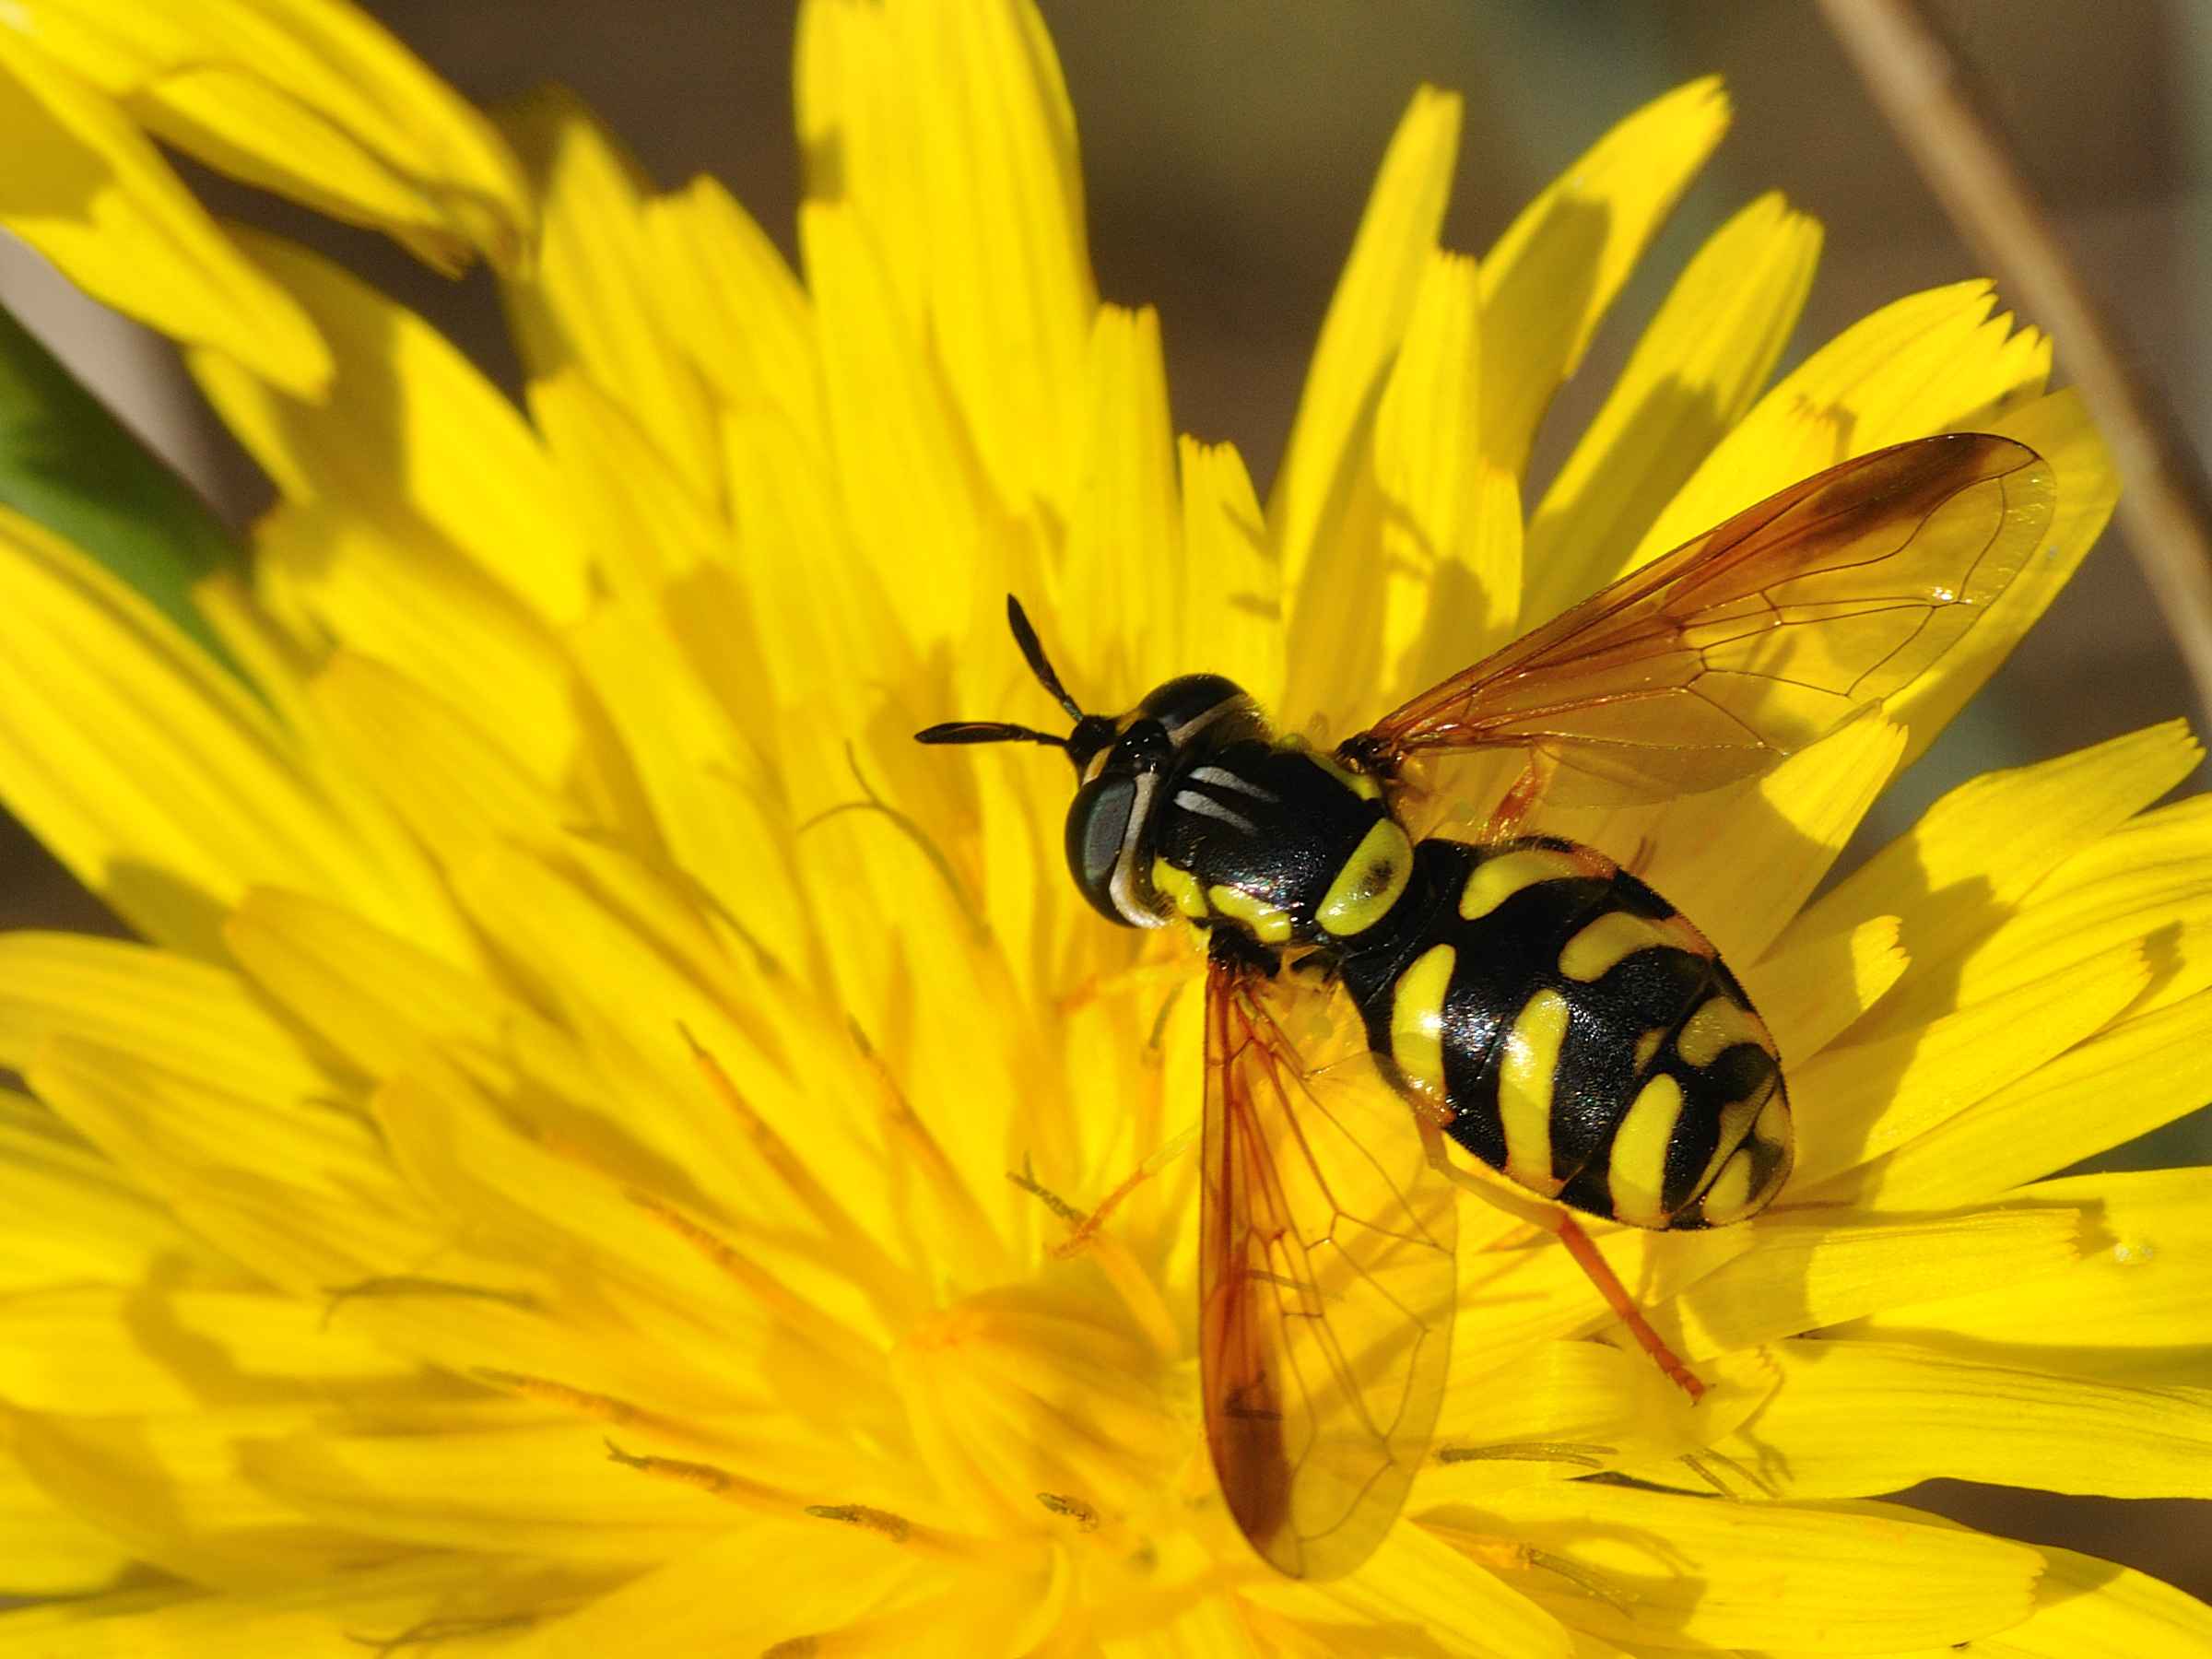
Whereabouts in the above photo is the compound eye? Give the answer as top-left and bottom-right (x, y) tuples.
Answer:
(1066, 773), (1138, 924)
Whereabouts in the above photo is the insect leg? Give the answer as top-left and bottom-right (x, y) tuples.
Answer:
(1479, 748), (1559, 842)
(1550, 1212), (1706, 1401)
(1410, 1112), (1706, 1401)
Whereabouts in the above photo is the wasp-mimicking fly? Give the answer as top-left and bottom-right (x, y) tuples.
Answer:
(917, 433), (2053, 1580)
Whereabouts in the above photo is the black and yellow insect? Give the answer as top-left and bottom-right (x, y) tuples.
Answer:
(918, 434), (2053, 1580)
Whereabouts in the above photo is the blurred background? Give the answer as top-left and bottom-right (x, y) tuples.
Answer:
(1, 0), (2205, 1604)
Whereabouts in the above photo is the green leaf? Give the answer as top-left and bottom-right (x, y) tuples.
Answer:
(0, 300), (244, 672)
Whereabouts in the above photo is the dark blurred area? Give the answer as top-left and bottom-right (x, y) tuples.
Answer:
(0, 0), (2205, 1605)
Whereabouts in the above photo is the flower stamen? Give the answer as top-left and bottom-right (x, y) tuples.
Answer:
(1035, 1490), (1100, 1532)
(604, 1438), (798, 1511)
(680, 1026), (919, 1320)
(803, 1503), (1025, 1568)
(1434, 1441), (1614, 1469)
(1678, 1446), (1776, 1499)
(475, 1368), (700, 1441)
(625, 1187), (887, 1376)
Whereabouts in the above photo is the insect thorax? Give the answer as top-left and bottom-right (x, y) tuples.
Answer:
(1147, 734), (1418, 956)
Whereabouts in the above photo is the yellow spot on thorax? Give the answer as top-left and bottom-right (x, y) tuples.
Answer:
(1316, 817), (1413, 935)
(1208, 882), (1294, 944)
(1500, 988), (1571, 1194)
(1389, 942), (1457, 1096)
(1150, 857), (1208, 920)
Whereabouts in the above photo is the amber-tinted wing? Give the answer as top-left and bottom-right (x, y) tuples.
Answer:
(1357, 434), (2054, 805)
(1200, 953), (1457, 1580)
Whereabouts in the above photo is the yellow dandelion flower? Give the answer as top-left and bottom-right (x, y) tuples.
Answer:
(0, 3), (2207, 1655)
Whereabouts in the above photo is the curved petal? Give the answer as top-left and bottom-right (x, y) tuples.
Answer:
(5, 0), (530, 270)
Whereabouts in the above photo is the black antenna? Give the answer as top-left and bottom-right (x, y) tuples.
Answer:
(912, 595), (1097, 751)
(914, 719), (1067, 748)
(1006, 594), (1085, 723)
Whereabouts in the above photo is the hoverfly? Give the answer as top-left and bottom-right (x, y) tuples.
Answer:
(917, 433), (2053, 1579)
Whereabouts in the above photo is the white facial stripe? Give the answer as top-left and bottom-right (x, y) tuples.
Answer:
(1173, 790), (1257, 835)
(1107, 772), (1169, 927)
(1187, 765), (1277, 803)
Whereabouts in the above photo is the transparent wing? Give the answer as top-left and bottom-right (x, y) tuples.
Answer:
(1357, 433), (2055, 805)
(1200, 953), (1457, 1580)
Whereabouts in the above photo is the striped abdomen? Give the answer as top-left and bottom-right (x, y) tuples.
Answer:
(1340, 835), (1792, 1230)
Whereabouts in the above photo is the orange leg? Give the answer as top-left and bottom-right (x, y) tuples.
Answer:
(1481, 749), (1559, 843)
(1551, 1212), (1705, 1401)
(1416, 1114), (1705, 1400)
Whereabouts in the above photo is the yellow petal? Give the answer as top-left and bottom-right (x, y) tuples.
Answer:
(1883, 389), (2120, 771)
(643, 175), (824, 453)
(1584, 706), (1905, 968)
(800, 200), (997, 658)
(309, 653), (564, 873)
(1914, 795), (2212, 1021)
(29, 1036), (402, 1219)
(0, 1559), (629, 1656)
(7, 0), (530, 270)
(571, 598), (814, 977)
(0, 508), (422, 957)
(1261, 1518), (1570, 1659)
(0, 1436), (133, 1594)
(444, 846), (806, 1195)
(1066, 305), (1182, 693)
(0, 932), (324, 1105)
(1480, 76), (1731, 479)
(1451, 1205), (1749, 1382)
(1442, 1481), (2041, 1653)
(1272, 85), (1460, 598)
(1832, 989), (2212, 1212)
(1979, 1542), (2212, 1658)
(1628, 281), (2048, 572)
(499, 88), (722, 508)
(193, 225), (592, 629)
(224, 886), (517, 1079)
(0, 1285), (425, 1415)
(1426, 1345), (1777, 1500)
(8, 1404), (400, 1590)
(524, 1525), (935, 1657)
(1524, 191), (1821, 619)
(1711, 1336), (2212, 1500)
(238, 1419), (744, 1562)
(1178, 437), (1282, 711)
(0, 1594), (378, 1659)
(801, 0), (1093, 518)
(1787, 938), (2147, 1191)
(362, 1060), (805, 1373)
(1287, 251), (1519, 732)
(0, 31), (326, 394)
(1652, 1205), (2079, 1360)
(0, 1086), (203, 1291)
(528, 369), (728, 605)
(255, 503), (579, 784)
(1846, 1168), (2212, 1380)
(1793, 719), (2201, 1035)
(1745, 914), (1908, 1065)
(1371, 251), (1491, 699)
